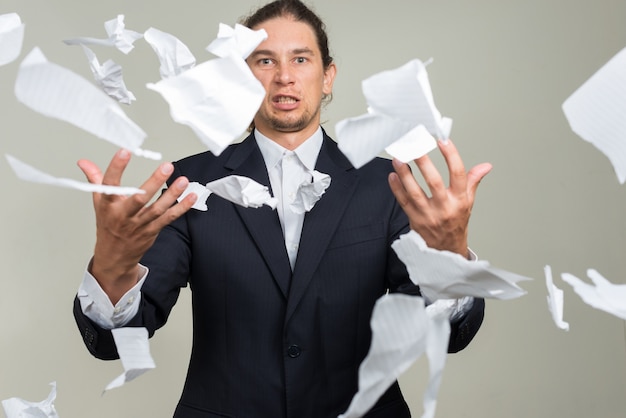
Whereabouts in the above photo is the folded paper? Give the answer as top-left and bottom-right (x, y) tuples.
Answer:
(104, 327), (156, 392)
(0, 12), (24, 66)
(562, 47), (626, 184)
(2, 382), (59, 418)
(6, 154), (145, 195)
(544, 265), (569, 331)
(147, 54), (265, 156)
(337, 59), (449, 168)
(63, 14), (143, 54)
(144, 27), (196, 79)
(14, 47), (160, 159)
(561, 268), (626, 321)
(391, 230), (529, 301)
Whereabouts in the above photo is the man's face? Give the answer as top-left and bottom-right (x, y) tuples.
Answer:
(247, 17), (336, 139)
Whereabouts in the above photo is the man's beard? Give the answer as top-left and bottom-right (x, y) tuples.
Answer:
(265, 108), (319, 133)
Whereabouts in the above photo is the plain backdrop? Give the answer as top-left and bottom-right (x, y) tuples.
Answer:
(1, 1), (626, 417)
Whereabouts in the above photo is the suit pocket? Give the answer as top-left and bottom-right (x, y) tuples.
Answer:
(327, 221), (385, 249)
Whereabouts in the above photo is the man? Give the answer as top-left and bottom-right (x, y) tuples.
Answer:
(74, 1), (492, 417)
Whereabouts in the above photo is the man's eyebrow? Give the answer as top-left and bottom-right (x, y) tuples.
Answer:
(248, 47), (316, 58)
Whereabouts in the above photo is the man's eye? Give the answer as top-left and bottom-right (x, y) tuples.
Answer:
(295, 57), (307, 64)
(260, 58), (272, 65)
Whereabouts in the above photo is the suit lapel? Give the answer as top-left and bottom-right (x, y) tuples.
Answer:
(225, 135), (292, 299)
(286, 134), (358, 321)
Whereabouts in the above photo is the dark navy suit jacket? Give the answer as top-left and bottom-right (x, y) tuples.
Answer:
(74, 131), (485, 418)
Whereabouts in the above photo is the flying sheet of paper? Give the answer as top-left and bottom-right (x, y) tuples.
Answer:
(2, 382), (59, 418)
(338, 294), (450, 418)
(391, 230), (530, 301)
(290, 170), (331, 214)
(562, 47), (626, 184)
(147, 54), (265, 156)
(14, 47), (160, 160)
(544, 265), (570, 331)
(561, 269), (626, 321)
(206, 23), (268, 60)
(63, 14), (143, 54)
(0, 12), (24, 66)
(144, 27), (196, 79)
(178, 176), (278, 210)
(336, 59), (450, 168)
(104, 327), (156, 393)
(81, 45), (135, 104)
(6, 154), (145, 196)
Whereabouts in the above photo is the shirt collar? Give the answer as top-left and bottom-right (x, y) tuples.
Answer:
(255, 127), (323, 172)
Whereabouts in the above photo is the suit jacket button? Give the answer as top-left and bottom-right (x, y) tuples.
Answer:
(287, 345), (301, 358)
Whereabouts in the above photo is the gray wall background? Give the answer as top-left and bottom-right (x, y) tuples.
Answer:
(1, 0), (625, 417)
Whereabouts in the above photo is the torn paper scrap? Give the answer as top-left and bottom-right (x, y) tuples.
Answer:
(6, 154), (145, 195)
(63, 14), (143, 54)
(561, 269), (626, 321)
(391, 230), (530, 301)
(562, 47), (626, 184)
(338, 294), (450, 418)
(0, 12), (25, 66)
(14, 47), (159, 160)
(206, 23), (268, 60)
(290, 170), (331, 214)
(336, 58), (450, 168)
(2, 381), (59, 418)
(147, 54), (265, 156)
(544, 265), (569, 331)
(205, 175), (277, 208)
(81, 45), (135, 104)
(144, 27), (196, 79)
(177, 181), (212, 211)
(105, 327), (156, 392)
(385, 124), (438, 163)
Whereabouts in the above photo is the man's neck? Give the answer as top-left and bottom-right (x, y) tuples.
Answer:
(255, 125), (321, 151)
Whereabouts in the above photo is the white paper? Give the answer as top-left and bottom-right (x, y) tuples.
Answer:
(144, 27), (196, 79)
(63, 14), (143, 54)
(544, 265), (569, 331)
(15, 47), (160, 159)
(147, 54), (265, 156)
(206, 23), (268, 60)
(81, 45), (135, 104)
(338, 294), (450, 418)
(177, 176), (278, 210)
(561, 268), (626, 321)
(562, 47), (626, 184)
(336, 59), (451, 168)
(290, 170), (331, 214)
(6, 154), (145, 196)
(177, 181), (212, 211)
(0, 12), (24, 66)
(391, 230), (529, 301)
(336, 113), (414, 169)
(104, 327), (156, 392)
(2, 382), (59, 418)
(385, 124), (438, 163)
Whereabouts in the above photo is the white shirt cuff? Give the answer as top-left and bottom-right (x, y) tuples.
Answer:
(77, 262), (148, 329)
